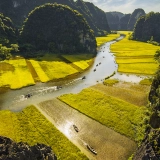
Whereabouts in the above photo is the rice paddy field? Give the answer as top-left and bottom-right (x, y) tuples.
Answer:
(0, 105), (88, 160)
(0, 59), (35, 89)
(58, 87), (150, 142)
(111, 31), (160, 75)
(61, 54), (94, 70)
(0, 54), (94, 89)
(96, 33), (120, 48)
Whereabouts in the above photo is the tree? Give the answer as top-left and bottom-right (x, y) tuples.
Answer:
(19, 3), (96, 54)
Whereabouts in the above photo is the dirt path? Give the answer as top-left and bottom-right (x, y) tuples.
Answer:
(36, 98), (137, 160)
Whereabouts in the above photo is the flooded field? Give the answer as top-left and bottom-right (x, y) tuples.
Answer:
(38, 98), (137, 160)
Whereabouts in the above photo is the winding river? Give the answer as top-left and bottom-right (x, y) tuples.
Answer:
(0, 35), (147, 159)
(0, 35), (146, 111)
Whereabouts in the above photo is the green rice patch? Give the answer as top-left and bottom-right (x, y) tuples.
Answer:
(58, 88), (149, 141)
(103, 79), (119, 86)
(0, 106), (88, 160)
(139, 78), (152, 85)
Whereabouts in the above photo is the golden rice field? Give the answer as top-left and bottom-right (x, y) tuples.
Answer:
(0, 105), (88, 160)
(61, 54), (94, 70)
(58, 88), (149, 141)
(91, 82), (150, 107)
(0, 59), (35, 89)
(96, 33), (120, 47)
(111, 31), (160, 75)
(0, 54), (94, 89)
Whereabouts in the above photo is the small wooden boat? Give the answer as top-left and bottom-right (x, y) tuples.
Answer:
(56, 86), (62, 90)
(82, 76), (86, 80)
(93, 69), (96, 72)
(87, 144), (97, 155)
(24, 93), (32, 98)
(73, 124), (79, 132)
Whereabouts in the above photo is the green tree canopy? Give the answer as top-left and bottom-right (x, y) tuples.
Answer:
(132, 12), (160, 43)
(19, 3), (96, 54)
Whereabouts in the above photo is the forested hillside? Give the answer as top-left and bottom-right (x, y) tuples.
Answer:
(106, 8), (145, 31)
(0, 0), (110, 36)
(0, 13), (16, 45)
(132, 12), (160, 43)
(20, 3), (96, 54)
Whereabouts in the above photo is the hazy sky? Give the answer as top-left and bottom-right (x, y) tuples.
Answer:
(83, 0), (160, 14)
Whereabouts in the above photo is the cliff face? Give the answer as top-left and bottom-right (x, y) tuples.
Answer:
(0, 136), (57, 160)
(20, 3), (97, 54)
(132, 12), (160, 43)
(127, 8), (146, 30)
(133, 60), (160, 159)
(0, 0), (110, 35)
(106, 9), (145, 31)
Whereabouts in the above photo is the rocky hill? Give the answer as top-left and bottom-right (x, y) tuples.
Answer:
(0, 136), (57, 160)
(0, 0), (110, 36)
(132, 12), (160, 43)
(20, 3), (96, 54)
(106, 8), (145, 31)
(133, 50), (160, 159)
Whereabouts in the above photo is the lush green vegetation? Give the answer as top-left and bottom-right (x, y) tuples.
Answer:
(106, 9), (145, 31)
(0, 0), (110, 36)
(127, 8), (145, 30)
(111, 31), (160, 74)
(0, 13), (16, 45)
(103, 79), (119, 86)
(59, 88), (149, 141)
(20, 3), (96, 54)
(132, 12), (160, 43)
(61, 54), (94, 70)
(0, 105), (88, 160)
(96, 34), (120, 47)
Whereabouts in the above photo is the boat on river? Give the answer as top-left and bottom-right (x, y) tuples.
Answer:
(73, 124), (79, 132)
(87, 144), (97, 155)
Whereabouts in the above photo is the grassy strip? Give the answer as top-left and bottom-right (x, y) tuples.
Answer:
(61, 54), (94, 70)
(111, 31), (160, 75)
(96, 34), (120, 47)
(0, 59), (35, 89)
(0, 106), (88, 160)
(103, 79), (119, 86)
(58, 88), (149, 141)
(139, 78), (152, 85)
(29, 60), (50, 82)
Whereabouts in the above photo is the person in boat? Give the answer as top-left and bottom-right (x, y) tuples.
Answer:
(56, 86), (62, 89)
(25, 93), (32, 98)
(82, 76), (85, 80)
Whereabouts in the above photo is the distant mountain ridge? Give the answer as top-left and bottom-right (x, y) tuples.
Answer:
(106, 8), (146, 31)
(0, 0), (110, 36)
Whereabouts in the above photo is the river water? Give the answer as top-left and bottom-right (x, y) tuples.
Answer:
(0, 35), (147, 111)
